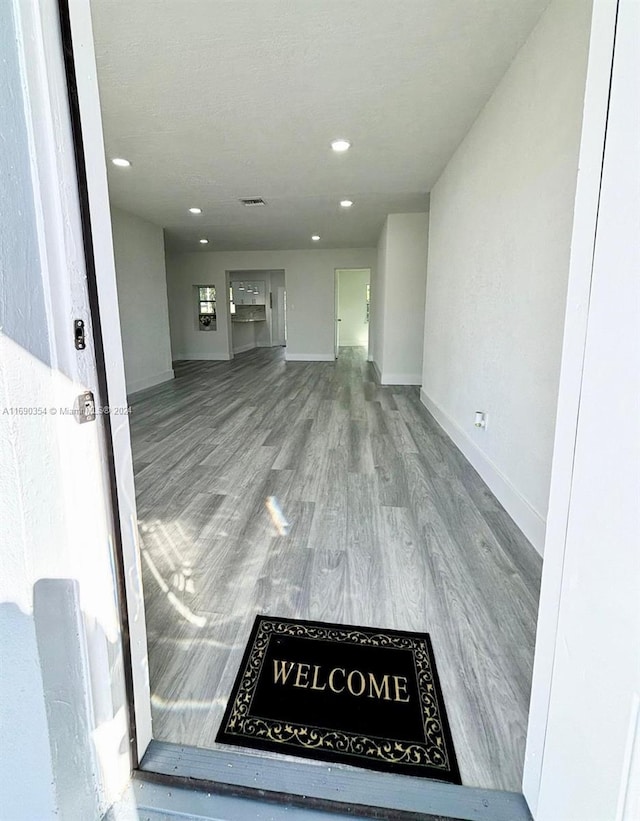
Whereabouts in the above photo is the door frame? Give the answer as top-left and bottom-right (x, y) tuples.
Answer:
(522, 0), (619, 810)
(54, 0), (153, 765)
(224, 270), (234, 359)
(334, 268), (340, 358)
(273, 283), (287, 347)
(334, 267), (372, 359)
(56, 0), (620, 816)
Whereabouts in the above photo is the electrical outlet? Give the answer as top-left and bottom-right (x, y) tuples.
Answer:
(474, 411), (487, 429)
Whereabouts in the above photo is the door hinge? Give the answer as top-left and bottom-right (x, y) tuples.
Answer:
(75, 390), (96, 424)
(74, 319), (86, 350)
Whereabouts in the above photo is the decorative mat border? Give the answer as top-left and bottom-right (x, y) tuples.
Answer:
(217, 616), (461, 783)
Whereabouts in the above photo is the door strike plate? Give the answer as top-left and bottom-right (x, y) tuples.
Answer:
(75, 391), (96, 424)
(74, 319), (86, 350)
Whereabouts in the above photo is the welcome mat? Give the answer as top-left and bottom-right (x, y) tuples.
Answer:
(216, 616), (461, 783)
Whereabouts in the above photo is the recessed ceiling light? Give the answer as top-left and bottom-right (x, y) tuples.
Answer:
(189, 207), (202, 214)
(311, 235), (320, 241)
(340, 200), (353, 208)
(111, 157), (131, 167)
(199, 238), (209, 244)
(331, 139), (351, 153)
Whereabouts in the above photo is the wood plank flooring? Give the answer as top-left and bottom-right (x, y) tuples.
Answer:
(129, 347), (541, 793)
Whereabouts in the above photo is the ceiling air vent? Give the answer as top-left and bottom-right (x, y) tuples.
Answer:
(239, 197), (267, 207)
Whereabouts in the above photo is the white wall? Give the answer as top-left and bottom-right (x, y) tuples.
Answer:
(110, 207), (174, 393)
(372, 213), (429, 384)
(420, 0), (592, 553)
(167, 248), (376, 362)
(166, 253), (231, 360)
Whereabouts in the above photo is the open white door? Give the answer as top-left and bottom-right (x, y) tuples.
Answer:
(525, 1), (640, 817)
(37, 0), (153, 763)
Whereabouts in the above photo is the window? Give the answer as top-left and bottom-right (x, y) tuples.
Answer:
(198, 285), (216, 330)
(229, 284), (236, 315)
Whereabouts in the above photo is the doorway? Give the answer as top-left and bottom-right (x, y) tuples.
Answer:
(335, 268), (371, 357)
(226, 269), (286, 356)
(56, 0), (624, 812)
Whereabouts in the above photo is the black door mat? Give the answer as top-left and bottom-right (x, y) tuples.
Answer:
(216, 616), (461, 783)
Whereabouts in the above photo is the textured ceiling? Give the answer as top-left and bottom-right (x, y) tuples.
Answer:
(90, 0), (550, 251)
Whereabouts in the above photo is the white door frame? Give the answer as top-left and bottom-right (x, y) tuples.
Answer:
(335, 268), (371, 351)
(522, 0), (619, 810)
(271, 278), (287, 347)
(59, 0), (621, 813)
(334, 268), (340, 358)
(61, 0), (154, 763)
(224, 270), (235, 359)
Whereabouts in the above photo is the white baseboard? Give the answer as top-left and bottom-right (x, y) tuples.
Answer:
(127, 369), (174, 395)
(380, 372), (422, 386)
(420, 389), (546, 555)
(172, 352), (231, 361)
(285, 353), (334, 362)
(370, 361), (421, 386)
(233, 342), (256, 354)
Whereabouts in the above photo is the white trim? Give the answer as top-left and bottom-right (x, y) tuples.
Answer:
(173, 352), (231, 361)
(617, 693), (640, 821)
(420, 389), (546, 553)
(127, 370), (174, 395)
(66, 0), (153, 761)
(285, 353), (334, 362)
(522, 0), (619, 810)
(232, 342), (256, 355)
(380, 372), (422, 386)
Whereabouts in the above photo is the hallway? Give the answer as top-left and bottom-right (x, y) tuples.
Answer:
(130, 347), (541, 792)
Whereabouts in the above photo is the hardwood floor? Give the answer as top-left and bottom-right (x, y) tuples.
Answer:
(129, 346), (541, 793)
